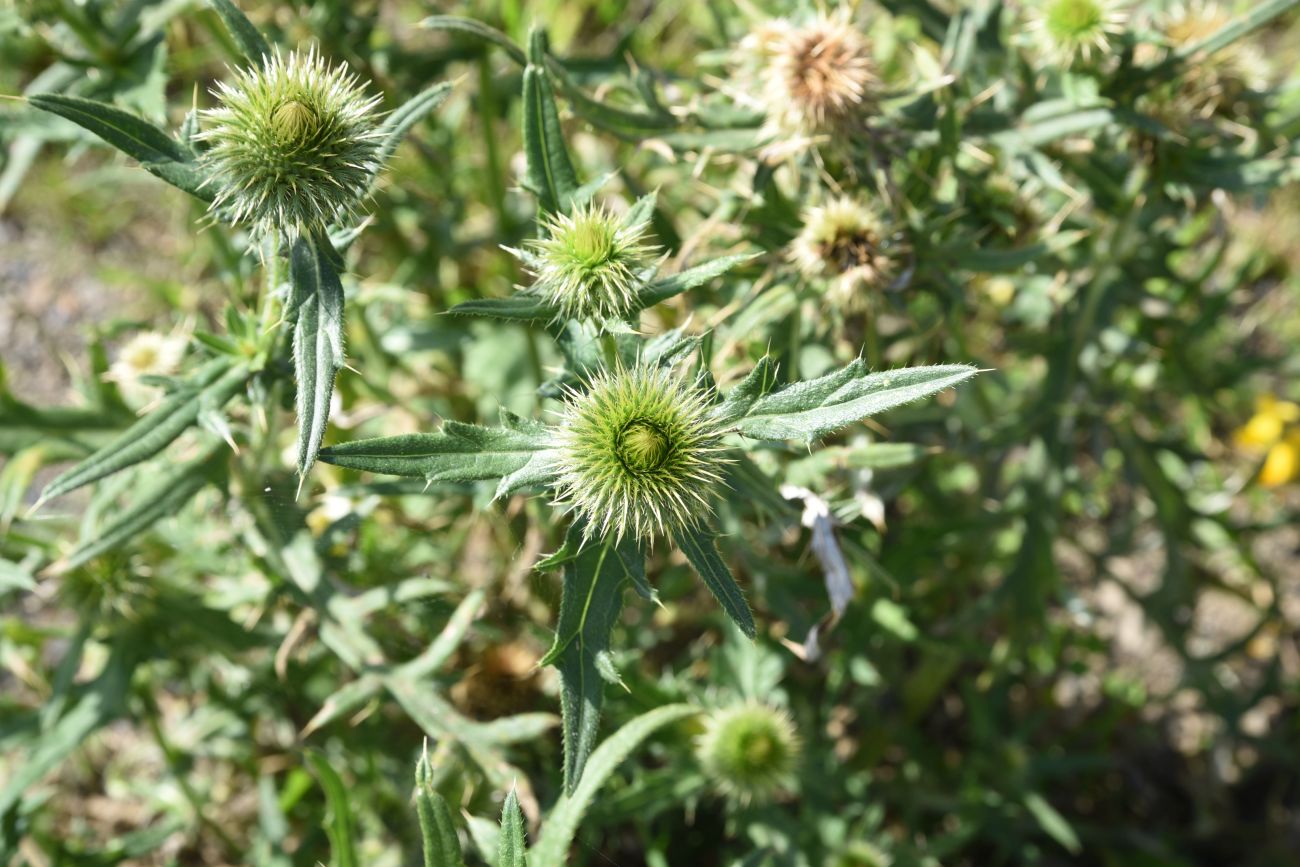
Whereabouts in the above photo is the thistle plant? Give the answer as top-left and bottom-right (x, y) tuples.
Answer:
(1025, 0), (1129, 65)
(197, 47), (383, 238)
(696, 704), (802, 805)
(789, 196), (901, 309)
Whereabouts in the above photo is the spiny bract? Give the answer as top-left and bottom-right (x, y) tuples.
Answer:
(197, 47), (383, 238)
(695, 704), (802, 805)
(551, 363), (726, 541)
(522, 204), (658, 322)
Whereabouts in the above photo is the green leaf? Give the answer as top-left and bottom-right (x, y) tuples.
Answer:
(205, 0), (272, 66)
(415, 747), (466, 867)
(448, 295), (556, 321)
(735, 362), (980, 443)
(539, 524), (643, 793)
(420, 15), (527, 66)
(1175, 0), (1300, 62)
(497, 789), (528, 867)
(672, 524), (756, 639)
(531, 704), (700, 866)
(371, 81), (454, 184)
(713, 356), (779, 426)
(291, 233), (347, 475)
(26, 94), (212, 200)
(319, 420), (552, 484)
(39, 360), (245, 502)
(307, 751), (359, 867)
(522, 29), (579, 215)
(1024, 791), (1083, 855)
(55, 439), (224, 572)
(635, 253), (757, 310)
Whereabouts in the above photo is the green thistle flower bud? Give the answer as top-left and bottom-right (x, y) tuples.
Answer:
(521, 204), (658, 322)
(551, 363), (727, 541)
(696, 704), (801, 804)
(789, 196), (900, 310)
(1027, 0), (1128, 65)
(197, 48), (383, 238)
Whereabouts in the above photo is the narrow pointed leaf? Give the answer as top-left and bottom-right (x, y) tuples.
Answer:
(736, 362), (980, 443)
(532, 704), (700, 866)
(27, 94), (211, 200)
(448, 295), (556, 321)
(56, 440), (224, 572)
(522, 30), (579, 215)
(635, 253), (758, 310)
(420, 16), (527, 66)
(206, 0), (272, 66)
(319, 421), (551, 483)
(415, 749), (466, 867)
(713, 356), (779, 426)
(291, 234), (347, 475)
(497, 789), (528, 867)
(307, 752), (359, 867)
(370, 81), (453, 187)
(672, 524), (756, 638)
(40, 360), (245, 501)
(540, 524), (642, 793)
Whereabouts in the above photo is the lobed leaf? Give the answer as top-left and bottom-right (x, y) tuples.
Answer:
(39, 359), (246, 502)
(672, 524), (756, 639)
(291, 233), (347, 476)
(713, 356), (779, 426)
(735, 362), (980, 443)
(539, 524), (644, 793)
(531, 704), (700, 865)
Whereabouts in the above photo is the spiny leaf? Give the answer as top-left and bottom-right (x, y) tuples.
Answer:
(447, 295), (556, 321)
(54, 439), (225, 573)
(539, 523), (643, 793)
(319, 420), (552, 484)
(415, 747), (466, 867)
(522, 28), (579, 215)
(39, 360), (246, 502)
(736, 362), (980, 444)
(497, 789), (528, 867)
(531, 704), (700, 865)
(205, 0), (272, 66)
(713, 356), (779, 426)
(26, 93), (212, 200)
(291, 233), (347, 476)
(672, 524), (756, 639)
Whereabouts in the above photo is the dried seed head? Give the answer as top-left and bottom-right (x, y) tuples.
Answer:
(743, 11), (878, 140)
(790, 196), (899, 309)
(197, 48), (383, 239)
(521, 204), (659, 322)
(551, 364), (727, 541)
(696, 704), (801, 805)
(1026, 0), (1128, 65)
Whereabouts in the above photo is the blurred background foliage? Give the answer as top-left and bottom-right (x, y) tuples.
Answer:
(1, 0), (1299, 864)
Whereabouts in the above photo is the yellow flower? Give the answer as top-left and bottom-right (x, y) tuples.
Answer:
(1233, 395), (1300, 450)
(1258, 434), (1300, 488)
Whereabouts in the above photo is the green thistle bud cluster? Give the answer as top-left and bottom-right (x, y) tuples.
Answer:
(519, 204), (658, 322)
(551, 363), (726, 541)
(197, 47), (383, 238)
(696, 704), (801, 804)
(1027, 0), (1128, 65)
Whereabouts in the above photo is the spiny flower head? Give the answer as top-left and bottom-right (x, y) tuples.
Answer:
(520, 204), (658, 322)
(197, 47), (383, 239)
(790, 196), (899, 309)
(551, 363), (727, 541)
(1026, 0), (1129, 65)
(696, 703), (801, 804)
(741, 11), (878, 142)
